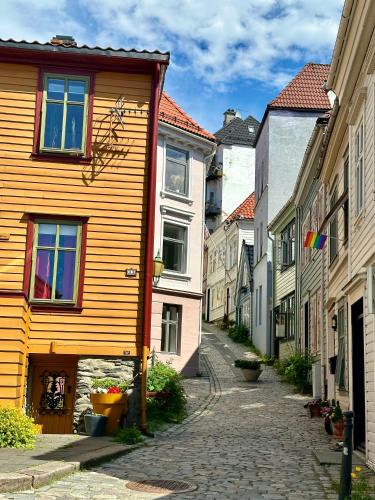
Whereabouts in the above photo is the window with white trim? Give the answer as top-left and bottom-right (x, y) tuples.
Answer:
(161, 304), (180, 353)
(165, 145), (189, 196)
(162, 222), (187, 273)
(335, 306), (346, 389)
(355, 121), (364, 214)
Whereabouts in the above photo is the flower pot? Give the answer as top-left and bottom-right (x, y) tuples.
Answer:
(332, 418), (344, 439)
(84, 414), (107, 437)
(309, 406), (321, 418)
(241, 368), (262, 382)
(90, 393), (128, 435)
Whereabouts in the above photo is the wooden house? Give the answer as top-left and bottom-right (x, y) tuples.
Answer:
(0, 36), (169, 433)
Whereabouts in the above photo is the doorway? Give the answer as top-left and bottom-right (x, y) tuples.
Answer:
(351, 298), (366, 451)
(29, 355), (77, 434)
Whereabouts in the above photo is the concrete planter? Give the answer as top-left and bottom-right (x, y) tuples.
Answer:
(241, 368), (262, 382)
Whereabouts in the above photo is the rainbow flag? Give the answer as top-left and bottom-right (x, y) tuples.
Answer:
(304, 231), (327, 250)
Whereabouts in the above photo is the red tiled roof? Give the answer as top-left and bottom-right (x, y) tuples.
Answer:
(159, 92), (215, 141)
(269, 63), (331, 110)
(226, 193), (255, 223)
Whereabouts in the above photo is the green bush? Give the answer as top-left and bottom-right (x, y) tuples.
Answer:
(0, 407), (37, 449)
(113, 425), (144, 445)
(228, 324), (250, 344)
(234, 359), (261, 370)
(147, 361), (187, 431)
(276, 352), (312, 392)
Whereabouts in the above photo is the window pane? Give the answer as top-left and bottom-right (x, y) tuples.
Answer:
(164, 223), (185, 242)
(165, 159), (187, 194)
(47, 78), (64, 101)
(38, 224), (56, 247)
(68, 80), (85, 102)
(34, 249), (54, 299)
(65, 105), (84, 150)
(59, 225), (77, 248)
(55, 250), (76, 300)
(44, 102), (63, 149)
(168, 323), (177, 352)
(161, 322), (168, 352)
(167, 146), (188, 163)
(163, 240), (183, 272)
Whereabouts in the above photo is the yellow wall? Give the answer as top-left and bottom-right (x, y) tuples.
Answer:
(0, 61), (152, 397)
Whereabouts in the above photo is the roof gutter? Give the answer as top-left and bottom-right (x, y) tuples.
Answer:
(324, 0), (354, 92)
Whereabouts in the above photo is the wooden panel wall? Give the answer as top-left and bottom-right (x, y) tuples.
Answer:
(0, 62), (152, 359)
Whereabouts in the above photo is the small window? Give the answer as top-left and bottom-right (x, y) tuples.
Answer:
(343, 154), (349, 241)
(162, 222), (187, 273)
(161, 304), (180, 353)
(40, 74), (89, 154)
(329, 186), (338, 263)
(30, 221), (82, 304)
(355, 121), (364, 214)
(280, 220), (295, 270)
(165, 145), (189, 196)
(335, 306), (346, 389)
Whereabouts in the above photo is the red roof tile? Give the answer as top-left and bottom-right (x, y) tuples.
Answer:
(226, 193), (255, 223)
(269, 63), (331, 110)
(159, 92), (215, 141)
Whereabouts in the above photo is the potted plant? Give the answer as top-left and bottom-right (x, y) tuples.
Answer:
(304, 398), (329, 418)
(234, 359), (262, 381)
(90, 378), (129, 435)
(331, 401), (344, 439)
(84, 413), (107, 437)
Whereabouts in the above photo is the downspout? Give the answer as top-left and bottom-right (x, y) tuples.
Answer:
(140, 62), (161, 434)
(267, 232), (275, 356)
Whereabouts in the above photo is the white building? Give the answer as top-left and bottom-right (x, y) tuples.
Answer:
(205, 193), (254, 324)
(151, 93), (215, 376)
(253, 64), (331, 355)
(205, 110), (259, 232)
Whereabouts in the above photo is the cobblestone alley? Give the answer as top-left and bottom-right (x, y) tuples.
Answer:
(3, 324), (341, 499)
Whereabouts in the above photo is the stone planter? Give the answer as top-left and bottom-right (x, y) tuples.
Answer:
(90, 393), (128, 435)
(241, 368), (262, 382)
(84, 414), (107, 437)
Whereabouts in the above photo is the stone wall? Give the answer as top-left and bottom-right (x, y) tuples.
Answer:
(73, 356), (141, 432)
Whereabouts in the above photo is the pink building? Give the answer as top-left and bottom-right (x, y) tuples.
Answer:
(151, 93), (215, 376)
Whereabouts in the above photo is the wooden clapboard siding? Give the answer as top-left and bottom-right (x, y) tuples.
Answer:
(0, 60), (152, 376)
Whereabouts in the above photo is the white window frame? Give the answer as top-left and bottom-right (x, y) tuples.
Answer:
(161, 303), (180, 354)
(161, 138), (192, 204)
(354, 119), (364, 215)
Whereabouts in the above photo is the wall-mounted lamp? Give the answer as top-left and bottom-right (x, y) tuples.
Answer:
(331, 314), (337, 332)
(153, 250), (164, 287)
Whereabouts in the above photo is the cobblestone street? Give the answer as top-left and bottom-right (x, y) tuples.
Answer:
(3, 324), (340, 499)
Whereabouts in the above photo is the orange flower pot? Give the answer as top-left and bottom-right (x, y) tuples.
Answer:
(333, 418), (344, 439)
(90, 393), (128, 435)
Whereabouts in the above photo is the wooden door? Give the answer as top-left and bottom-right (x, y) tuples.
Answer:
(351, 299), (366, 451)
(30, 356), (77, 434)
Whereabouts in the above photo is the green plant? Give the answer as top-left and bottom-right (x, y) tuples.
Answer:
(331, 401), (343, 422)
(147, 361), (187, 431)
(91, 378), (129, 393)
(260, 354), (275, 366)
(234, 359), (261, 370)
(350, 466), (375, 500)
(113, 425), (144, 445)
(275, 352), (313, 392)
(228, 324), (250, 344)
(0, 407), (37, 449)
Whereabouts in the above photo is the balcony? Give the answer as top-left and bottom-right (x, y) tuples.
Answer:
(205, 202), (221, 215)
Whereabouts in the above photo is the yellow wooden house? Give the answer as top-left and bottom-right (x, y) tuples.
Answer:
(0, 36), (169, 433)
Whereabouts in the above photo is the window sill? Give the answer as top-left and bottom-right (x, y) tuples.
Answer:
(160, 190), (193, 206)
(31, 152), (92, 165)
(30, 304), (83, 314)
(161, 271), (192, 282)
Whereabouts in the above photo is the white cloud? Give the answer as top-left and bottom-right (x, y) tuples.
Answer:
(0, 0), (342, 89)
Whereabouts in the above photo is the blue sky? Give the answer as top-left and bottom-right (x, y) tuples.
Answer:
(0, 0), (343, 132)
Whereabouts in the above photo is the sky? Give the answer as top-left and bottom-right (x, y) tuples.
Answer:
(0, 0), (343, 133)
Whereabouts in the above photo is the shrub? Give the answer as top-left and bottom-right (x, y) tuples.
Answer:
(0, 407), (37, 449)
(147, 361), (187, 431)
(260, 355), (275, 366)
(113, 425), (144, 445)
(276, 352), (313, 392)
(228, 324), (250, 344)
(234, 359), (261, 370)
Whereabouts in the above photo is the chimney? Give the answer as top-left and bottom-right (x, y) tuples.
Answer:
(223, 108), (241, 126)
(50, 35), (77, 47)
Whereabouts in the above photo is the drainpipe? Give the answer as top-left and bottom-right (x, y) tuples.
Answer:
(140, 62), (161, 434)
(267, 232), (275, 356)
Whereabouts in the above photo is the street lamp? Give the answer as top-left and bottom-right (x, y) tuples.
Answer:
(153, 251), (164, 286)
(331, 314), (337, 332)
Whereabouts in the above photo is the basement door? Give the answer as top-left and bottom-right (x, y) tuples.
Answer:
(30, 356), (77, 434)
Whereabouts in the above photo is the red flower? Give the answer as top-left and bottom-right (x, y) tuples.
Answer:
(107, 386), (121, 393)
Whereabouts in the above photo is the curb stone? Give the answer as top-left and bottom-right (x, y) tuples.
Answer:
(0, 442), (145, 493)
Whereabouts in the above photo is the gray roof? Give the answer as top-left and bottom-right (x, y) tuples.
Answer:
(0, 39), (170, 63)
(214, 115), (260, 147)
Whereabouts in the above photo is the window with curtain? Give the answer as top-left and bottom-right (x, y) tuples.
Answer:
(31, 221), (82, 303)
(355, 121), (364, 214)
(280, 219), (295, 270)
(165, 145), (189, 196)
(162, 222), (187, 273)
(335, 306), (346, 389)
(40, 74), (89, 154)
(343, 154), (349, 242)
(329, 185), (338, 264)
(161, 304), (180, 353)
(280, 293), (295, 340)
